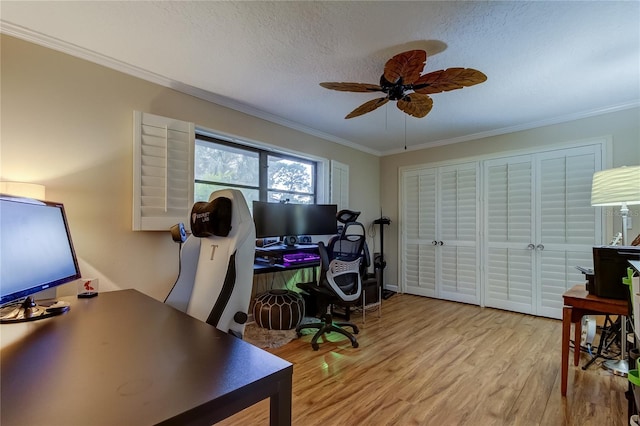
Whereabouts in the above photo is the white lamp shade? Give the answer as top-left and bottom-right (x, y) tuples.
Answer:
(591, 165), (640, 206)
(0, 181), (46, 200)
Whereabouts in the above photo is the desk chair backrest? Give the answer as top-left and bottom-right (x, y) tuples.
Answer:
(328, 210), (368, 277)
(165, 189), (255, 337)
(329, 221), (366, 261)
(317, 241), (362, 303)
(317, 209), (366, 302)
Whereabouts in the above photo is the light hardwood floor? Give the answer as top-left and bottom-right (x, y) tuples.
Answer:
(220, 294), (628, 425)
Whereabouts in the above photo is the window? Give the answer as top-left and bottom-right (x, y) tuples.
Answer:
(132, 111), (330, 232)
(195, 134), (317, 207)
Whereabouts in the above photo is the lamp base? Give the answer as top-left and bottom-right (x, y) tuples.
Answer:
(604, 358), (629, 377)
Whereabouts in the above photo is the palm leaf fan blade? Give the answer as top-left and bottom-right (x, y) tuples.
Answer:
(396, 93), (433, 118)
(414, 68), (487, 94)
(383, 50), (427, 85)
(319, 82), (382, 92)
(345, 97), (390, 119)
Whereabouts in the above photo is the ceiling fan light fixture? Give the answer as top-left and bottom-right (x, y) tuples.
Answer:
(320, 49), (486, 119)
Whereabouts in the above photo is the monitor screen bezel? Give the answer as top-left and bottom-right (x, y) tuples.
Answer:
(252, 201), (338, 239)
(0, 195), (82, 306)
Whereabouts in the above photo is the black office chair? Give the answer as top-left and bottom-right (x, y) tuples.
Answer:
(333, 238), (382, 322)
(296, 209), (366, 350)
(296, 241), (362, 350)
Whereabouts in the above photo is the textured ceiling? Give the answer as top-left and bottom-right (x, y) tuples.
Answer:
(2, 1), (639, 155)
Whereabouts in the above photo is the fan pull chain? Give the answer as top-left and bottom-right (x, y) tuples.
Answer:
(385, 103), (389, 130)
(404, 114), (407, 150)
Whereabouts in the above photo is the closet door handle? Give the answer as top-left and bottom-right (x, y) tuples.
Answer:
(432, 240), (438, 246)
(527, 243), (535, 250)
(536, 244), (545, 251)
(438, 241), (444, 246)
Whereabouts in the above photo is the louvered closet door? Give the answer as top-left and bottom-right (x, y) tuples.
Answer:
(401, 164), (479, 302)
(438, 163), (480, 304)
(483, 145), (601, 319)
(535, 147), (600, 318)
(484, 156), (536, 314)
(402, 168), (437, 297)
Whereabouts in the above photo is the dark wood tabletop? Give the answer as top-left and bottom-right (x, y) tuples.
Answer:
(562, 284), (628, 315)
(1, 289), (292, 426)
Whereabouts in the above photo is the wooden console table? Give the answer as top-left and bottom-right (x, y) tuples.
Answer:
(561, 284), (628, 396)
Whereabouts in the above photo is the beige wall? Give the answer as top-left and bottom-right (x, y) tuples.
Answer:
(3, 33), (638, 302)
(380, 107), (640, 290)
(1, 35), (380, 300)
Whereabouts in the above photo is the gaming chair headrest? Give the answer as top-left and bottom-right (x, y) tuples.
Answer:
(336, 209), (361, 224)
(190, 197), (232, 238)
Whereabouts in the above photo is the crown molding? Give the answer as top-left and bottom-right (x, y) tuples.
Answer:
(383, 100), (640, 156)
(3, 21), (637, 159)
(0, 21), (381, 157)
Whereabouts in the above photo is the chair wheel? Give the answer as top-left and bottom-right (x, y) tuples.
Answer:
(352, 341), (359, 348)
(312, 343), (319, 351)
(353, 327), (360, 334)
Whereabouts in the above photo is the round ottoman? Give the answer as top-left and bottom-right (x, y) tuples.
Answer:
(253, 289), (305, 330)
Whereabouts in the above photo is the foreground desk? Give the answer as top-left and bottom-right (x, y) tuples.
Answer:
(561, 284), (628, 396)
(1, 289), (293, 426)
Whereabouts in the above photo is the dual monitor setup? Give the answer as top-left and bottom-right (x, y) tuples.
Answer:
(252, 201), (339, 268)
(252, 201), (337, 245)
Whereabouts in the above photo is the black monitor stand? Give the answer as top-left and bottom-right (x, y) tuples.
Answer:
(373, 217), (394, 299)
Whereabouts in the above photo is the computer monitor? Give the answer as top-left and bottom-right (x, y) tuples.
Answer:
(252, 201), (338, 239)
(0, 195), (81, 323)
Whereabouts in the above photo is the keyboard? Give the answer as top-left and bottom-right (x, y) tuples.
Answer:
(282, 252), (320, 267)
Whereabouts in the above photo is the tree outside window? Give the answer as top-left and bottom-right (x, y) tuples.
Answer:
(194, 135), (316, 210)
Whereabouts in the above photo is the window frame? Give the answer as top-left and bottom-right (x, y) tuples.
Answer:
(194, 130), (327, 205)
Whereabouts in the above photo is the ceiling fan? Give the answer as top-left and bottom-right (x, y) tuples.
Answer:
(320, 49), (487, 119)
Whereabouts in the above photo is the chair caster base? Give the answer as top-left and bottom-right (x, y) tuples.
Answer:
(296, 317), (360, 350)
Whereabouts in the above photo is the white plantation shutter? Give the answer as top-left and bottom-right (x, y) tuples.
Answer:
(402, 168), (437, 297)
(483, 144), (602, 319)
(535, 147), (600, 317)
(133, 111), (195, 231)
(484, 157), (535, 314)
(438, 164), (479, 304)
(401, 163), (479, 303)
(401, 140), (605, 319)
(330, 160), (349, 211)
(538, 151), (598, 246)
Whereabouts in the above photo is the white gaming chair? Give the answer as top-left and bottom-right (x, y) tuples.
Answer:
(165, 189), (256, 338)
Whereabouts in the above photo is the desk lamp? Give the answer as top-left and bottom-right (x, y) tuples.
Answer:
(591, 165), (640, 376)
(0, 181), (46, 199)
